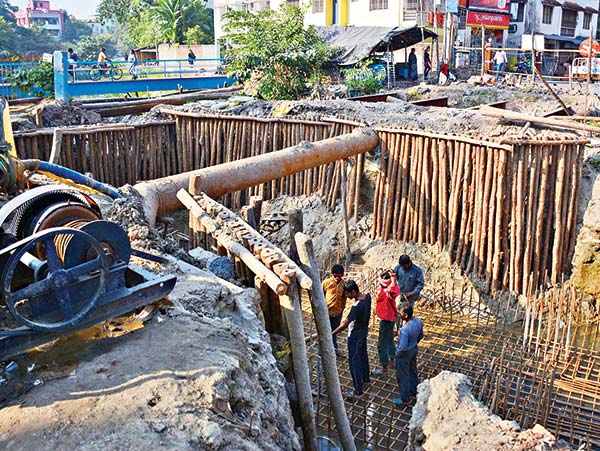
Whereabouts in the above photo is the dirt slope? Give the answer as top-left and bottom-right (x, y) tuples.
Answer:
(0, 269), (300, 451)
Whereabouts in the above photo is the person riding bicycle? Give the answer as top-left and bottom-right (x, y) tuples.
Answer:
(97, 48), (111, 76)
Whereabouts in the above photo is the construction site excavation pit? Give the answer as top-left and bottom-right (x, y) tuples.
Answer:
(2, 97), (600, 451)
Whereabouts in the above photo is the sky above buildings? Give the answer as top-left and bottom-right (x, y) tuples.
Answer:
(12, 0), (100, 19)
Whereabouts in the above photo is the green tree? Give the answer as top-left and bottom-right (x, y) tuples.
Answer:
(76, 34), (118, 61)
(222, 5), (336, 100)
(97, 0), (148, 26)
(126, 9), (162, 48)
(62, 12), (92, 43)
(150, 0), (213, 44)
(0, 0), (16, 23)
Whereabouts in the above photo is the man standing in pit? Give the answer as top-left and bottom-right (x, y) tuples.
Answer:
(322, 264), (346, 357)
(372, 271), (399, 376)
(394, 302), (424, 405)
(332, 280), (371, 400)
(393, 254), (424, 305)
(392, 254), (424, 334)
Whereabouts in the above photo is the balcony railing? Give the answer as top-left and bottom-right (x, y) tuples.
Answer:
(561, 26), (576, 37)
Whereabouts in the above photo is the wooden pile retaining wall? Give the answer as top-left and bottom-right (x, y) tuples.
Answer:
(372, 127), (586, 294)
(14, 122), (176, 187)
(14, 114), (587, 295)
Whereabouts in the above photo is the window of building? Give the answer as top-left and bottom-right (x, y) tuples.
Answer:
(561, 10), (578, 37)
(542, 5), (553, 24)
(583, 12), (591, 29)
(370, 0), (388, 10)
(287, 0), (300, 6)
(313, 0), (323, 13)
(510, 2), (525, 22)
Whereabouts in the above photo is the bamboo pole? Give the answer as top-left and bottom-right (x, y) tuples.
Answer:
(295, 233), (357, 451)
(280, 280), (319, 451)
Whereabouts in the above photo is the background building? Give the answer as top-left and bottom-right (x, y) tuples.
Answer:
(13, 0), (64, 39)
(507, 0), (598, 51)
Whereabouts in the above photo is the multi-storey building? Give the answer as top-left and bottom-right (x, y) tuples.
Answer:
(213, 0), (437, 41)
(507, 0), (598, 51)
(13, 0), (64, 40)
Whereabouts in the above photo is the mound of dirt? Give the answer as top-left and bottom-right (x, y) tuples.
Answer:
(0, 269), (300, 451)
(408, 371), (570, 451)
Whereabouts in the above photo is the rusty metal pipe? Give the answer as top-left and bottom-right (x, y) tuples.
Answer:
(133, 128), (378, 226)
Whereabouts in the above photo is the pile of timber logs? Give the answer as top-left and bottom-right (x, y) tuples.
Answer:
(372, 126), (587, 294)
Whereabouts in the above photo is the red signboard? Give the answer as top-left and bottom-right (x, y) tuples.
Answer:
(466, 10), (510, 28)
(468, 0), (510, 12)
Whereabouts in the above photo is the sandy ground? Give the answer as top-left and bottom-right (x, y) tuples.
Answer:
(0, 267), (300, 451)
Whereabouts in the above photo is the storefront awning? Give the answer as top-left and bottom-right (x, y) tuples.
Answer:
(544, 34), (586, 45)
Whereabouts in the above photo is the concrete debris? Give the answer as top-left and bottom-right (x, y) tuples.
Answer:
(408, 371), (571, 451)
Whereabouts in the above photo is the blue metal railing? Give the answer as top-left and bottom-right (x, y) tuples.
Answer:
(68, 58), (224, 83)
(0, 61), (37, 98)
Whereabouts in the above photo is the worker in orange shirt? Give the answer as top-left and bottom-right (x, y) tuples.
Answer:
(322, 264), (346, 357)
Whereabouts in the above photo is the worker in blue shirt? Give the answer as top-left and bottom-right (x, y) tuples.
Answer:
(332, 280), (371, 400)
(392, 254), (425, 304)
(394, 302), (424, 405)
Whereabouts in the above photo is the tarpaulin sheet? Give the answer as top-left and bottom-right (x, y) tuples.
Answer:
(317, 25), (437, 66)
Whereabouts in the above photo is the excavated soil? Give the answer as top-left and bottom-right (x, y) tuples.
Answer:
(0, 266), (300, 451)
(408, 371), (570, 451)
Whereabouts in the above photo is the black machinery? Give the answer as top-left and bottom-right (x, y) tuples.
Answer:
(0, 186), (177, 361)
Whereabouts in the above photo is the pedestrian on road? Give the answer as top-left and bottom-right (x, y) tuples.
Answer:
(188, 48), (196, 66)
(372, 271), (399, 377)
(423, 46), (432, 80)
(408, 48), (418, 81)
(322, 264), (346, 357)
(67, 48), (78, 78)
(394, 302), (424, 405)
(332, 280), (371, 400)
(492, 45), (508, 80)
(128, 49), (138, 80)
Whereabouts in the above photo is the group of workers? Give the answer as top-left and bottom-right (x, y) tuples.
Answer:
(323, 255), (425, 404)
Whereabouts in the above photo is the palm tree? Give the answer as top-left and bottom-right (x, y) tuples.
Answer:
(151, 0), (209, 44)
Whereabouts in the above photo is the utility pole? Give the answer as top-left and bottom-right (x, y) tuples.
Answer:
(434, 0), (440, 75)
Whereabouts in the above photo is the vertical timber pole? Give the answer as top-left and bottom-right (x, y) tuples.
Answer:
(340, 161), (352, 269)
(280, 281), (318, 451)
(585, 27), (593, 116)
(481, 25), (487, 79)
(295, 232), (357, 451)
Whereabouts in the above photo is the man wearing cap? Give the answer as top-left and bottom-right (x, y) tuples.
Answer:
(322, 264), (346, 357)
(373, 271), (399, 376)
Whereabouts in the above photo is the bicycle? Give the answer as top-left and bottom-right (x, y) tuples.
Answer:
(89, 62), (123, 81)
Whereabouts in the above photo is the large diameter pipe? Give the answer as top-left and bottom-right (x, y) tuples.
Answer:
(133, 128), (378, 226)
